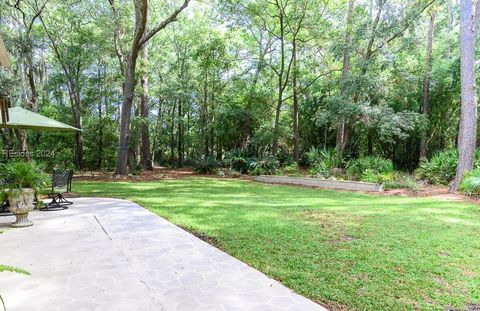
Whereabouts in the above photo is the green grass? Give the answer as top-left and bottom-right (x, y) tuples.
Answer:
(76, 178), (480, 310)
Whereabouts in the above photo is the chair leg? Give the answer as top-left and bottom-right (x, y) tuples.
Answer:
(0, 201), (12, 216)
(57, 194), (73, 205)
(40, 194), (68, 211)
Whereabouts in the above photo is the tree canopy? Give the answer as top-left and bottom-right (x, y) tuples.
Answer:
(0, 0), (475, 179)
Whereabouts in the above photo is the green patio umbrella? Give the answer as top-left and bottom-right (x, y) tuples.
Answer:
(0, 107), (81, 132)
(0, 36), (78, 132)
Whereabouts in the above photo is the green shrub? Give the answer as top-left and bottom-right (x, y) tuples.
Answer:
(281, 163), (299, 175)
(230, 157), (249, 174)
(275, 149), (293, 166)
(249, 157), (279, 175)
(193, 157), (219, 174)
(308, 164), (332, 179)
(130, 164), (142, 176)
(223, 149), (243, 164)
(320, 148), (341, 170)
(307, 165), (318, 177)
(416, 149), (480, 185)
(459, 169), (480, 195)
(0, 190), (7, 203)
(0, 161), (49, 190)
(346, 156), (394, 181)
(416, 150), (458, 185)
(360, 169), (394, 184)
(305, 147), (322, 166)
(183, 158), (197, 167)
(223, 149), (250, 174)
(163, 150), (177, 166)
(305, 147), (341, 178)
(384, 174), (418, 190)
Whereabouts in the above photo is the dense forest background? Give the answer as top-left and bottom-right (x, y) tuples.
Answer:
(0, 0), (468, 177)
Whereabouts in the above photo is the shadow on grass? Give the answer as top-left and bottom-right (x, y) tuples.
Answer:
(75, 177), (480, 311)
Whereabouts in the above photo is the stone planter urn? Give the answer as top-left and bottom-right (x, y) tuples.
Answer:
(8, 188), (35, 228)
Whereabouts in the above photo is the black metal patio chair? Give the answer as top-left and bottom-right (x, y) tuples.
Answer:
(40, 169), (74, 211)
(0, 178), (12, 216)
(0, 199), (11, 216)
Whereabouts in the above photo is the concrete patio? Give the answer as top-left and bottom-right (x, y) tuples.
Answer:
(0, 198), (326, 311)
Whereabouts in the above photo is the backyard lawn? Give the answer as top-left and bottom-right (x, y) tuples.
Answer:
(76, 178), (480, 310)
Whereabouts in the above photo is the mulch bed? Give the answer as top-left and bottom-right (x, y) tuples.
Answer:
(74, 167), (253, 182)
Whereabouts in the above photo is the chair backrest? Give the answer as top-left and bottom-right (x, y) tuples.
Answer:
(52, 170), (71, 189)
(67, 170), (74, 192)
(0, 178), (11, 210)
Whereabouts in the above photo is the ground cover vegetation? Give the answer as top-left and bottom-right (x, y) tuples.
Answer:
(1, 0), (480, 193)
(76, 178), (480, 310)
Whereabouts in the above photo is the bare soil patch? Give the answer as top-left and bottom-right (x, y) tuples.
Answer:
(74, 167), (253, 182)
(448, 304), (480, 311)
(74, 167), (197, 182)
(381, 185), (480, 205)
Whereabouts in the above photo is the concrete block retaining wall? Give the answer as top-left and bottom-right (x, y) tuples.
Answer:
(254, 175), (384, 192)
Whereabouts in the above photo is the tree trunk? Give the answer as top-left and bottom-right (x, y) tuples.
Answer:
(0, 129), (14, 159)
(116, 48), (142, 176)
(336, 0), (355, 159)
(210, 85), (216, 158)
(170, 102), (176, 165)
(74, 91), (83, 169)
(140, 44), (153, 171)
(272, 78), (283, 155)
(112, 0), (190, 176)
(128, 101), (140, 172)
(419, 11), (436, 159)
(13, 8), (44, 159)
(292, 40), (300, 163)
(39, 17), (84, 169)
(97, 101), (104, 170)
(151, 97), (163, 164)
(115, 0), (148, 176)
(17, 61), (30, 157)
(66, 85), (83, 169)
(448, 0), (453, 32)
(451, 0), (478, 191)
(26, 59), (37, 111)
(367, 130), (374, 155)
(177, 100), (184, 167)
(14, 130), (29, 160)
(242, 36), (270, 149)
(272, 11), (286, 156)
(186, 111), (191, 158)
(97, 65), (105, 170)
(203, 75), (209, 158)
